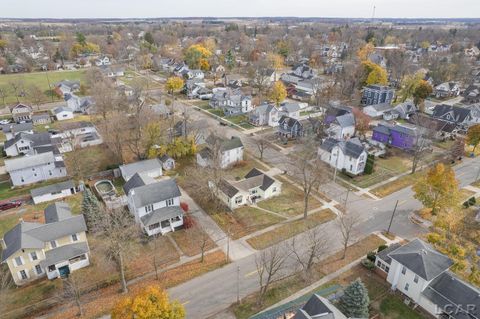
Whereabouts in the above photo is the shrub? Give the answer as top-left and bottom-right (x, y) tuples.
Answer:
(427, 232), (442, 244)
(366, 251), (376, 262)
(180, 202), (189, 213)
(361, 259), (375, 270)
(377, 244), (388, 252)
(183, 214), (195, 229)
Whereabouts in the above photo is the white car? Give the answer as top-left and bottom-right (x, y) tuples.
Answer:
(0, 119), (11, 125)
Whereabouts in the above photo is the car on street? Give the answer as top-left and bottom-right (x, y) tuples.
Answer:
(0, 200), (22, 211)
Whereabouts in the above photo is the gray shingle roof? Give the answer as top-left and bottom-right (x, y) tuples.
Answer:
(5, 152), (56, 172)
(218, 179), (239, 198)
(320, 138), (366, 159)
(140, 206), (183, 227)
(123, 172), (146, 195)
(39, 242), (89, 268)
(119, 159), (162, 180)
(131, 179), (181, 208)
(44, 202), (73, 223)
(1, 122), (33, 133)
(376, 243), (402, 265)
(53, 106), (73, 114)
(388, 239), (453, 281)
(335, 113), (355, 128)
(31, 180), (75, 198)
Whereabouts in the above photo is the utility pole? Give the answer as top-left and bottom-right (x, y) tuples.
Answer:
(387, 200), (399, 235)
(236, 266), (240, 303)
(333, 147), (340, 182)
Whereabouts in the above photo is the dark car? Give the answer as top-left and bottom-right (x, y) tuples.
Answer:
(0, 200), (22, 211)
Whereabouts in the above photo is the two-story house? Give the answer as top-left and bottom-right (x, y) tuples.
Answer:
(431, 104), (480, 129)
(1, 123), (34, 140)
(3, 132), (56, 157)
(216, 168), (282, 209)
(278, 102), (302, 119)
(376, 239), (480, 319)
(197, 136), (244, 169)
(278, 116), (304, 139)
(209, 89), (252, 116)
(5, 151), (67, 186)
(249, 103), (280, 127)
(361, 85), (395, 106)
(327, 113), (355, 140)
(10, 103), (33, 123)
(124, 175), (183, 236)
(434, 82), (460, 99)
(95, 56), (111, 66)
(372, 123), (427, 151)
(0, 202), (89, 286)
(318, 137), (367, 175)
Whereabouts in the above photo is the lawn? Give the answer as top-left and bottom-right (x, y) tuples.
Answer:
(0, 176), (70, 201)
(226, 155), (270, 180)
(227, 114), (254, 129)
(257, 178), (323, 217)
(378, 295), (425, 319)
(169, 228), (217, 257)
(370, 170), (424, 198)
(247, 209), (336, 250)
(64, 145), (119, 179)
(211, 206), (286, 240)
(0, 70), (87, 105)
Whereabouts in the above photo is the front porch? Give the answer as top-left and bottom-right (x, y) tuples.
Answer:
(41, 242), (90, 280)
(141, 206), (184, 237)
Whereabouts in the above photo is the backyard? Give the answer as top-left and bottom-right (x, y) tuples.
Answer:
(64, 145), (119, 178)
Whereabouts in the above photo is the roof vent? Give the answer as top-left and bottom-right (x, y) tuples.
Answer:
(421, 249), (428, 255)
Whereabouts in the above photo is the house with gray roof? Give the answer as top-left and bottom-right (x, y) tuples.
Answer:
(52, 106), (74, 121)
(379, 239), (480, 319)
(124, 175), (183, 237)
(4, 132), (55, 157)
(197, 136), (244, 169)
(1, 122), (33, 140)
(30, 180), (77, 204)
(216, 168), (282, 209)
(119, 158), (163, 182)
(278, 102), (302, 119)
(4, 151), (67, 186)
(0, 202), (89, 286)
(209, 88), (252, 116)
(293, 293), (347, 319)
(318, 137), (368, 175)
(31, 113), (52, 125)
(249, 103), (280, 127)
(326, 113), (355, 140)
(361, 85), (395, 106)
(65, 93), (95, 114)
(10, 103), (33, 123)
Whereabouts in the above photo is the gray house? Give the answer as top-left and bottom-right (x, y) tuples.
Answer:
(278, 116), (304, 139)
(249, 103), (280, 127)
(209, 89), (252, 116)
(3, 132), (55, 157)
(5, 152), (67, 186)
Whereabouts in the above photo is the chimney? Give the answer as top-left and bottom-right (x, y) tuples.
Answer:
(0, 239), (6, 250)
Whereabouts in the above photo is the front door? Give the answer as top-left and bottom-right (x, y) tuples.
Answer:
(58, 265), (70, 278)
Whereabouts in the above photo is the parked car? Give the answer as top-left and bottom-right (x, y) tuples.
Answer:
(0, 200), (22, 211)
(0, 119), (11, 125)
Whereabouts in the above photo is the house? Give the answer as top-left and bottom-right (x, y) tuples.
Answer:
(363, 103), (394, 119)
(119, 158), (163, 182)
(361, 85), (395, 106)
(318, 138), (367, 175)
(391, 101), (417, 120)
(374, 243), (402, 280)
(431, 104), (480, 128)
(327, 113), (355, 140)
(54, 80), (80, 97)
(100, 66), (125, 78)
(95, 56), (111, 66)
(368, 52), (387, 68)
(257, 68), (276, 84)
(463, 84), (480, 104)
(65, 94), (94, 114)
(465, 46), (480, 57)
(209, 89), (252, 116)
(292, 63), (315, 79)
(216, 168), (282, 209)
(10, 103), (33, 123)
(278, 102), (302, 119)
(124, 176), (183, 236)
(186, 69), (204, 80)
(278, 116), (304, 139)
(0, 202), (89, 286)
(52, 121), (103, 150)
(3, 132), (56, 157)
(293, 293), (347, 319)
(32, 113), (52, 125)
(30, 180), (78, 204)
(223, 74), (245, 88)
(376, 239), (480, 319)
(1, 122), (34, 140)
(434, 82), (460, 99)
(53, 107), (74, 121)
(249, 103), (280, 127)
(372, 123), (423, 150)
(159, 154), (175, 171)
(4, 152), (67, 186)
(196, 136), (244, 169)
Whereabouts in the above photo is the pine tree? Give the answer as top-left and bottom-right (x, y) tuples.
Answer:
(82, 187), (102, 231)
(337, 278), (370, 318)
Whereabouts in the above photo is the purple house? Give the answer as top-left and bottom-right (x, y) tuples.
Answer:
(372, 123), (418, 150)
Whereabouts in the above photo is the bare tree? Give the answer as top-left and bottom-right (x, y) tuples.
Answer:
(337, 211), (358, 259)
(9, 79), (25, 103)
(0, 265), (12, 314)
(61, 272), (84, 317)
(188, 224), (213, 263)
(288, 228), (329, 277)
(27, 85), (45, 110)
(255, 244), (290, 306)
(0, 86), (8, 107)
(255, 137), (270, 160)
(90, 79), (117, 120)
(98, 113), (126, 164)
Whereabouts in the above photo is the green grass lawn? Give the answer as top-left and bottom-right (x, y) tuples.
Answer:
(0, 177), (70, 201)
(247, 209), (336, 250)
(208, 108), (224, 117)
(0, 70), (87, 105)
(379, 296), (425, 319)
(64, 145), (119, 178)
(257, 178), (323, 217)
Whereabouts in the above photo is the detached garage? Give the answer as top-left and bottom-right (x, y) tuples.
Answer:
(31, 180), (78, 204)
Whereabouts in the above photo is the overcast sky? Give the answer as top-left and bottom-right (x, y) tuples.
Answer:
(2, 0), (480, 19)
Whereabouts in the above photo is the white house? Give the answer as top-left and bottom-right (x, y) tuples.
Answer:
(4, 152), (67, 186)
(30, 180), (78, 204)
(197, 136), (244, 169)
(209, 89), (253, 116)
(3, 132), (54, 157)
(318, 138), (367, 175)
(327, 113), (355, 140)
(1, 123), (34, 140)
(278, 102), (302, 119)
(10, 103), (33, 123)
(434, 82), (460, 99)
(216, 168), (282, 210)
(95, 56), (111, 66)
(363, 103), (393, 119)
(53, 107), (74, 121)
(376, 239), (480, 319)
(124, 176), (183, 236)
(187, 69), (205, 80)
(249, 103), (280, 127)
(119, 158), (163, 182)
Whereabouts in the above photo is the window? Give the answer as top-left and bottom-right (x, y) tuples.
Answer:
(149, 223), (160, 230)
(50, 241), (57, 249)
(30, 252), (38, 261)
(376, 260), (382, 267)
(272, 187), (277, 193)
(401, 266), (406, 275)
(145, 204), (153, 213)
(404, 283), (409, 291)
(48, 265), (56, 272)
(14, 256), (23, 266)
(235, 196), (243, 204)
(161, 220), (170, 228)
(166, 198), (174, 207)
(251, 189), (257, 195)
(19, 270), (28, 280)
(35, 265), (43, 275)
(71, 234), (78, 242)
(414, 275), (419, 283)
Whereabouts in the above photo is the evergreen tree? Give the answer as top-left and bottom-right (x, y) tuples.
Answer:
(337, 278), (370, 318)
(225, 50), (235, 70)
(81, 187), (102, 231)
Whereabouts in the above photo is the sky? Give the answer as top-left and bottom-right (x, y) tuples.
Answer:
(1, 0), (480, 19)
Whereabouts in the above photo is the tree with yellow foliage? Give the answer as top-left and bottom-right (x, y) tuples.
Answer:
(268, 81), (287, 106)
(357, 43), (375, 62)
(112, 286), (185, 319)
(398, 71), (425, 102)
(413, 163), (459, 215)
(166, 77), (185, 95)
(70, 42), (100, 58)
(184, 44), (212, 71)
(266, 53), (284, 81)
(361, 61), (388, 86)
